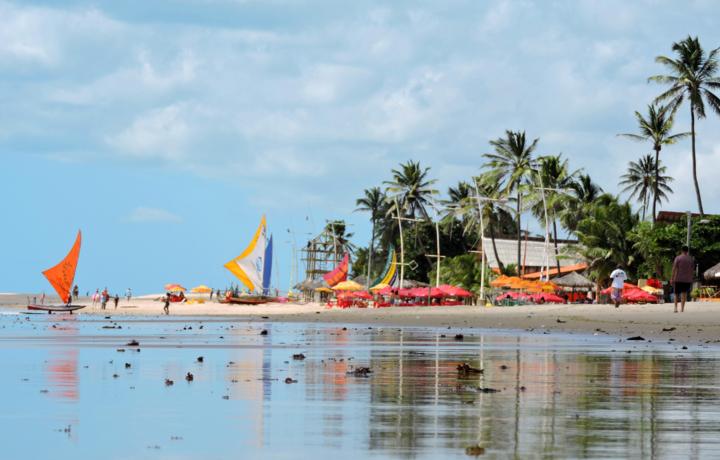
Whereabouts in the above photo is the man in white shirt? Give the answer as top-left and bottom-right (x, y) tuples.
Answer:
(609, 267), (627, 308)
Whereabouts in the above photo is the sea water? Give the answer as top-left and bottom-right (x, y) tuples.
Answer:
(0, 313), (718, 459)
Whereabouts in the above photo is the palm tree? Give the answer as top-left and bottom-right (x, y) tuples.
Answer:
(355, 187), (387, 284)
(530, 155), (579, 274)
(384, 160), (438, 220)
(560, 174), (602, 234)
(649, 36), (720, 215)
(575, 195), (639, 298)
(619, 154), (673, 221)
(474, 173), (513, 273)
(483, 130), (538, 270)
(618, 104), (689, 222)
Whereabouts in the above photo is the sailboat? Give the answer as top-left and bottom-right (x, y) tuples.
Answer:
(28, 230), (85, 313)
(223, 216), (275, 304)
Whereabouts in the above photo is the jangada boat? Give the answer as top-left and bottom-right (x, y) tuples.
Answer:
(222, 216), (275, 305)
(28, 230), (86, 314)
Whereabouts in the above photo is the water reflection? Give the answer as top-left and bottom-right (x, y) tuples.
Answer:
(0, 316), (719, 458)
(44, 318), (79, 401)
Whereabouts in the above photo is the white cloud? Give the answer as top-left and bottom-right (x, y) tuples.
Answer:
(126, 207), (182, 223)
(107, 104), (193, 160)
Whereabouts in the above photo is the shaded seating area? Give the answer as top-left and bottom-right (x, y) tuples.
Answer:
(323, 283), (474, 309)
(600, 282), (659, 303)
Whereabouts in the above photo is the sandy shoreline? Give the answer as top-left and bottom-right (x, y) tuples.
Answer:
(2, 294), (719, 346)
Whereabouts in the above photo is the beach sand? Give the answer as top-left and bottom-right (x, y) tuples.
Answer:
(2, 293), (719, 345)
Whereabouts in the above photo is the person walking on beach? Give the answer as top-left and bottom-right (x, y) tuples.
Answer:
(126, 288), (132, 302)
(163, 292), (170, 315)
(609, 266), (627, 308)
(101, 288), (109, 310)
(114, 294), (119, 309)
(671, 245), (694, 313)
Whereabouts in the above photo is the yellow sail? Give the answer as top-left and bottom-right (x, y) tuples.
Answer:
(224, 216), (267, 292)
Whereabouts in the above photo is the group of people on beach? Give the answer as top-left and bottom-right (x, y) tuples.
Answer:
(609, 246), (695, 313)
(89, 287), (132, 309)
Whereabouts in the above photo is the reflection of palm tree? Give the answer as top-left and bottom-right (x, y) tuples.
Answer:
(619, 155), (673, 222)
(650, 36), (720, 215)
(618, 104), (688, 222)
(384, 160), (438, 220)
(355, 187), (387, 282)
(483, 130), (538, 269)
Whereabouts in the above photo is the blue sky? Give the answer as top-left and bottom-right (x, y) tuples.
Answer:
(2, 0), (720, 294)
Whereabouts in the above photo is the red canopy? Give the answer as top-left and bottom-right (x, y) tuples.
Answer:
(438, 284), (473, 297)
(397, 288), (414, 297)
(408, 287), (445, 298)
(601, 282), (658, 303)
(531, 293), (565, 303)
(338, 290), (372, 300)
(375, 286), (394, 296)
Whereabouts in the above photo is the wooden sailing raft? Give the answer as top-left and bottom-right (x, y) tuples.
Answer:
(28, 230), (86, 314)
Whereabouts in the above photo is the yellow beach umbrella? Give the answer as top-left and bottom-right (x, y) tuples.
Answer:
(332, 280), (364, 291)
(642, 285), (662, 295)
(164, 283), (186, 292)
(191, 285), (212, 293)
(315, 287), (333, 293)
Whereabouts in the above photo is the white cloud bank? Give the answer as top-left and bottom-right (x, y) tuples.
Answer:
(2, 0), (720, 215)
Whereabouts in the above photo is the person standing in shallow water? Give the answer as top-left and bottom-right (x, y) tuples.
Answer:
(671, 245), (695, 313)
(609, 266), (627, 308)
(163, 292), (170, 315)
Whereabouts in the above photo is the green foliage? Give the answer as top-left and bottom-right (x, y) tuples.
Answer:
(629, 215), (720, 279)
(428, 254), (489, 293)
(352, 247), (369, 278)
(574, 195), (640, 284)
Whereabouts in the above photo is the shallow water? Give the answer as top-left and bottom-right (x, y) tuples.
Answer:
(0, 313), (719, 459)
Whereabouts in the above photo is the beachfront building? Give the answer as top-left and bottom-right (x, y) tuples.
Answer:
(481, 236), (586, 278)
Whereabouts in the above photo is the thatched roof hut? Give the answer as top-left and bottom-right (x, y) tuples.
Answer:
(703, 262), (720, 281)
(553, 271), (594, 289)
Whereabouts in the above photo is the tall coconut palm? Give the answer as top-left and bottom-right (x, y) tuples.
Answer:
(560, 174), (602, 235)
(619, 154), (674, 221)
(474, 173), (513, 273)
(384, 160), (438, 219)
(575, 195), (639, 297)
(483, 130), (538, 270)
(618, 104), (689, 222)
(530, 155), (579, 274)
(355, 187), (387, 284)
(649, 36), (720, 215)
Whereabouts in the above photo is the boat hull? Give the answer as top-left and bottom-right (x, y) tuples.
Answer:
(222, 296), (274, 305)
(27, 304), (86, 314)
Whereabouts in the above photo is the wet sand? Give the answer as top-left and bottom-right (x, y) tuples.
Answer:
(3, 294), (719, 346)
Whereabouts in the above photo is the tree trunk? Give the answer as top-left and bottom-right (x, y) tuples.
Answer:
(552, 217), (561, 275)
(516, 191), (522, 271)
(366, 219), (375, 288)
(489, 219), (505, 273)
(652, 146), (660, 223)
(690, 108), (705, 215)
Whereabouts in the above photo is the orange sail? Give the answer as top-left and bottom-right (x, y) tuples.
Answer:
(42, 230), (82, 303)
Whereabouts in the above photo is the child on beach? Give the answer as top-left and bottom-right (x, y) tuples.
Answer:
(163, 293), (170, 315)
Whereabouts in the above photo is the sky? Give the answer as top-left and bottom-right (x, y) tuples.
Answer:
(2, 0), (720, 294)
